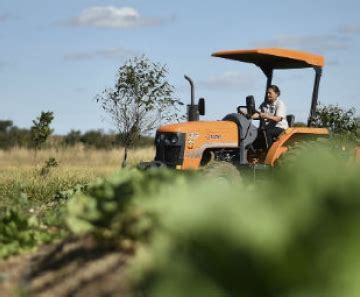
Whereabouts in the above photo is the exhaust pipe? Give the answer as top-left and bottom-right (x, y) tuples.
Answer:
(184, 75), (195, 106)
(184, 75), (199, 121)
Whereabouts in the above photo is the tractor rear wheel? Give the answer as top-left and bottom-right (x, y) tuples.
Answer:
(275, 139), (330, 168)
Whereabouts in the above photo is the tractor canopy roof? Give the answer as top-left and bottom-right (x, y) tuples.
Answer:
(212, 48), (324, 69)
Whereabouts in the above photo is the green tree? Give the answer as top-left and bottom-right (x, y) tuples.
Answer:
(0, 120), (13, 133)
(96, 56), (183, 167)
(80, 130), (116, 149)
(0, 120), (14, 149)
(64, 130), (82, 146)
(0, 120), (31, 149)
(30, 111), (54, 159)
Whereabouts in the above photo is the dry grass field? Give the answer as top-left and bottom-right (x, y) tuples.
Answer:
(0, 145), (155, 206)
(0, 145), (155, 172)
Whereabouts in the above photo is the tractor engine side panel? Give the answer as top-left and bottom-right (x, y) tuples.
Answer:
(158, 121), (239, 170)
(184, 122), (239, 170)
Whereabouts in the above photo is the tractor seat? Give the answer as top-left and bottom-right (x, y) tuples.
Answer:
(286, 114), (295, 128)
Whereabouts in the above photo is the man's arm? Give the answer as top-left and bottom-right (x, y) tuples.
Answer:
(251, 113), (261, 120)
(259, 113), (282, 122)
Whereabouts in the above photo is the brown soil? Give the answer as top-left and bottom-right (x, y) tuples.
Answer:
(0, 236), (133, 297)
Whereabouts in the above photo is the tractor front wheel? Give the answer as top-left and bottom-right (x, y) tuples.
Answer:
(200, 161), (241, 184)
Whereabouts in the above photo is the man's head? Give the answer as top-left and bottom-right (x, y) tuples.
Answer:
(267, 85), (281, 104)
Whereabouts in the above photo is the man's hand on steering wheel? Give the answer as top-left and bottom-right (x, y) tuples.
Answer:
(259, 112), (268, 119)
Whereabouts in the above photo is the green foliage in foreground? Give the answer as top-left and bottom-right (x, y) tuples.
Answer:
(66, 170), (192, 248)
(129, 147), (360, 297)
(0, 194), (64, 258)
(62, 141), (360, 297)
(0, 172), (91, 258)
(1, 139), (359, 296)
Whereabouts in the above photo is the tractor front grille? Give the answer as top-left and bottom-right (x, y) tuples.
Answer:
(154, 132), (185, 167)
(163, 146), (181, 164)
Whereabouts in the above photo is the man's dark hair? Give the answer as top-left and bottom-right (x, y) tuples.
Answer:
(268, 85), (281, 96)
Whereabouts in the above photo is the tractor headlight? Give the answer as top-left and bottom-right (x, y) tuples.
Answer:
(168, 134), (178, 144)
(155, 132), (181, 145)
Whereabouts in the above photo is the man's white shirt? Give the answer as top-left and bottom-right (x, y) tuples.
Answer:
(259, 99), (289, 130)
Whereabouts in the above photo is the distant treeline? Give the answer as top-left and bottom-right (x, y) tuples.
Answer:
(0, 120), (154, 150)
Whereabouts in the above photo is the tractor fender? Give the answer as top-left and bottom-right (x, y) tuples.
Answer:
(264, 127), (329, 166)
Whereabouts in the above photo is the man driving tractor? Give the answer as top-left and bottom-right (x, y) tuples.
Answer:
(142, 48), (336, 170)
(241, 84), (288, 148)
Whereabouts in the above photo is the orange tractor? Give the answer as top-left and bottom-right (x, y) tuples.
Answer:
(145, 48), (335, 170)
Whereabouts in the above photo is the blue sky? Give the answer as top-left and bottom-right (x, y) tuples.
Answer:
(1, 0), (360, 134)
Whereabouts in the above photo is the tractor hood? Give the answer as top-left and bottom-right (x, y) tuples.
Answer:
(158, 120), (237, 134)
(157, 120), (239, 146)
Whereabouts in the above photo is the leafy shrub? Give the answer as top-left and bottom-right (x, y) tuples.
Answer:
(128, 147), (360, 297)
(312, 104), (356, 132)
(65, 169), (192, 249)
(311, 104), (360, 144)
(0, 193), (61, 258)
(0, 172), (93, 258)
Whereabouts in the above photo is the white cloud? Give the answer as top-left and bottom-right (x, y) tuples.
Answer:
(68, 6), (170, 29)
(198, 71), (256, 91)
(255, 34), (349, 52)
(64, 47), (139, 61)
